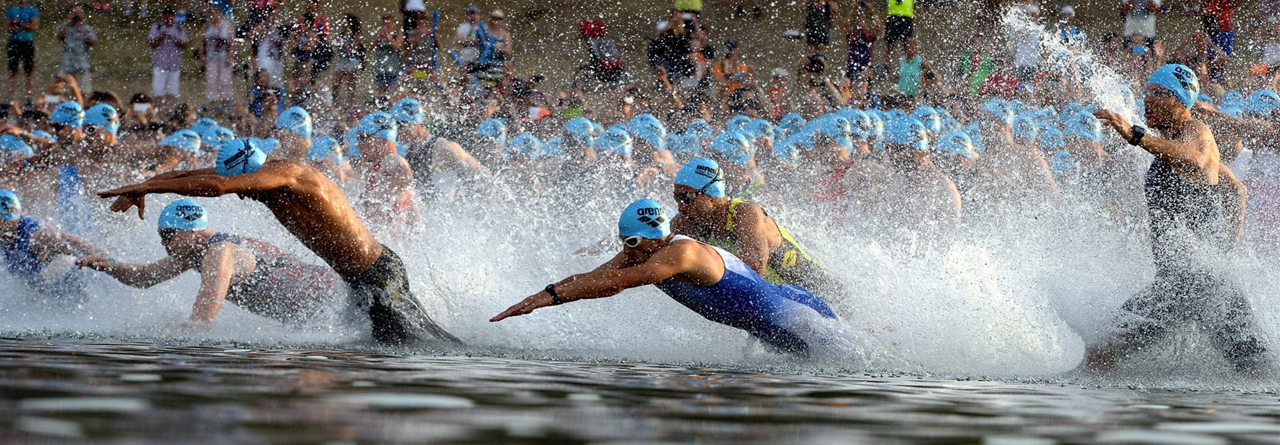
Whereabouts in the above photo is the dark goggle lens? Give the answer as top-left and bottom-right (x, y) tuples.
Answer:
(84, 125), (99, 134)
(674, 192), (697, 204)
(623, 236), (642, 248)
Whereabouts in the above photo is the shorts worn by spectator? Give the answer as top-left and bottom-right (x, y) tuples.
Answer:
(6, 0), (37, 101)
(57, 6), (96, 93)
(802, 0), (835, 51)
(1123, 0), (1161, 40)
(1202, 0), (1237, 56)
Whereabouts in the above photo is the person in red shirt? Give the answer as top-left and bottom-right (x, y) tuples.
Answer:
(1202, 0), (1237, 56)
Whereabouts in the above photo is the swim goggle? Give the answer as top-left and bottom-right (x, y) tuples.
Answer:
(673, 176), (722, 205)
(622, 236), (643, 248)
(84, 124), (101, 134)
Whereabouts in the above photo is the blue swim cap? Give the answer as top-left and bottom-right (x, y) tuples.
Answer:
(618, 198), (671, 240)
(1147, 64), (1200, 110)
(344, 128), (361, 158)
(685, 120), (713, 139)
(1050, 150), (1079, 176)
(666, 133), (699, 156)
(839, 109), (871, 140)
(981, 99), (1014, 124)
(357, 111), (397, 143)
(1039, 126), (1065, 150)
(84, 104), (119, 135)
(1011, 115), (1040, 142)
(477, 118), (507, 146)
(391, 98), (426, 124)
(249, 137), (280, 155)
(911, 106), (942, 134)
(814, 115), (854, 151)
(564, 117), (599, 146)
(30, 130), (54, 144)
(0, 189), (19, 221)
(884, 117), (930, 151)
(934, 129), (976, 159)
(51, 101), (84, 128)
(160, 129), (202, 153)
(308, 136), (343, 162)
(725, 115), (752, 134)
(192, 117), (220, 137)
(628, 114), (667, 150)
(674, 157), (725, 198)
(1246, 90), (1280, 118)
(541, 137), (565, 156)
(0, 134), (32, 155)
(710, 131), (752, 167)
(276, 107), (313, 139)
(778, 113), (806, 136)
(157, 199), (208, 231)
(774, 136), (802, 164)
(963, 122), (985, 153)
(597, 125), (633, 157)
(866, 111), (885, 139)
(744, 119), (776, 141)
(1063, 111), (1103, 142)
(506, 133), (543, 158)
(216, 138), (267, 176)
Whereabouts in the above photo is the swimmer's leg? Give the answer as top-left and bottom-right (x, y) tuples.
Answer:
(350, 246), (462, 346)
(1087, 277), (1182, 371)
(1201, 277), (1269, 373)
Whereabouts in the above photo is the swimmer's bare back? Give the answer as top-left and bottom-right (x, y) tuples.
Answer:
(99, 159), (383, 277)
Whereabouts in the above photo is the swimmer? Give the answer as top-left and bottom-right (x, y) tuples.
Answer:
(76, 199), (344, 330)
(349, 111), (421, 238)
(671, 158), (844, 297)
(0, 189), (105, 301)
(881, 117), (962, 243)
(492, 199), (845, 358)
(1088, 64), (1267, 373)
(97, 139), (459, 346)
(272, 106), (313, 160)
(392, 98), (491, 200)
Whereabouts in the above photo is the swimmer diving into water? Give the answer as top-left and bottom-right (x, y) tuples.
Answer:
(77, 199), (344, 330)
(0, 189), (105, 301)
(491, 199), (844, 357)
(96, 139), (460, 346)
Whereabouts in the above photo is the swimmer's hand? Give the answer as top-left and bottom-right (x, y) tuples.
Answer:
(490, 291), (553, 322)
(75, 255), (114, 272)
(1093, 109), (1134, 141)
(98, 185), (148, 219)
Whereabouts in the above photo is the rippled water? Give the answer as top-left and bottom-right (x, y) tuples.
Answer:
(1, 338), (1279, 444)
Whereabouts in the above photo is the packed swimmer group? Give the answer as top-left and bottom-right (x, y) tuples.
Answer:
(2, 64), (1278, 373)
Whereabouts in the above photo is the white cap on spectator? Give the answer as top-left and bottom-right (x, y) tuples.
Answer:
(490, 9), (505, 19)
(1060, 6), (1075, 16)
(657, 21), (669, 32)
(772, 68), (790, 78)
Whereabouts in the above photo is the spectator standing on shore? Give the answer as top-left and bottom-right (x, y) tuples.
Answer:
(402, 0), (427, 33)
(148, 7), (189, 108)
(371, 14), (403, 96)
(199, 5), (234, 107)
(954, 32), (993, 96)
(845, 11), (878, 81)
(1122, 0), (1161, 41)
(252, 10), (284, 90)
(883, 0), (914, 68)
(332, 14), (365, 107)
(1202, 0), (1237, 57)
(290, 4), (331, 91)
(897, 39), (935, 102)
(801, 0), (836, 57)
(455, 5), (481, 69)
(6, 0), (37, 102)
(57, 6), (95, 94)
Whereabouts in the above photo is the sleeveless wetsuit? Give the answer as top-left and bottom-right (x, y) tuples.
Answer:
(403, 134), (439, 200)
(699, 200), (841, 296)
(204, 233), (342, 324)
(1118, 159), (1266, 371)
(343, 244), (460, 345)
(1, 216), (86, 298)
(653, 236), (839, 357)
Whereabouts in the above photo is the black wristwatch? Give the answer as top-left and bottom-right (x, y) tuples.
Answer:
(544, 284), (561, 305)
(1128, 124), (1146, 146)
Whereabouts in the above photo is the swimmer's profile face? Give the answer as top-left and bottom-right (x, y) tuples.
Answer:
(159, 230), (203, 258)
(618, 236), (664, 256)
(1143, 84), (1183, 126)
(673, 184), (714, 215)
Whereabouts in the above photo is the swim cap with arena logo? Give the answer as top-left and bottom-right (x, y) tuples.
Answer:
(618, 198), (671, 240)
(674, 157), (726, 198)
(216, 138), (267, 176)
(0, 189), (20, 221)
(158, 199), (208, 231)
(1147, 64), (1199, 110)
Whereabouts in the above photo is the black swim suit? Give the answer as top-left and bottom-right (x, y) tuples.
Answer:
(344, 245), (461, 345)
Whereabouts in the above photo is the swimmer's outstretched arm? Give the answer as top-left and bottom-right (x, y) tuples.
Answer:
(76, 255), (190, 288)
(100, 165), (296, 217)
(490, 244), (695, 322)
(1095, 109), (1219, 184)
(186, 243), (237, 331)
(32, 225), (107, 258)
